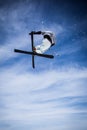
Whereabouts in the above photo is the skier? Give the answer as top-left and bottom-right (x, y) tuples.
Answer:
(32, 31), (55, 54)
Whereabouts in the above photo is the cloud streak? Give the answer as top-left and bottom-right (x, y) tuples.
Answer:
(0, 63), (87, 130)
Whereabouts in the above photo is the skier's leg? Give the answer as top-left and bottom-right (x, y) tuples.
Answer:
(40, 39), (51, 53)
(34, 39), (51, 54)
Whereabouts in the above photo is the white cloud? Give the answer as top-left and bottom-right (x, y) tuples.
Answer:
(0, 65), (87, 128)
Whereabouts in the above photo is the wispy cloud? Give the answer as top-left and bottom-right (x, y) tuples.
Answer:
(0, 64), (87, 129)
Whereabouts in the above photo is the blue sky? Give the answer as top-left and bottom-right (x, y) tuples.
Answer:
(0, 0), (87, 130)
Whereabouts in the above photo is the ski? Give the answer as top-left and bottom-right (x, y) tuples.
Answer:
(30, 33), (35, 68)
(14, 49), (54, 59)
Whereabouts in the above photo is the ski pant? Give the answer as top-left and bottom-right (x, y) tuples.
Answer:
(35, 38), (51, 54)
